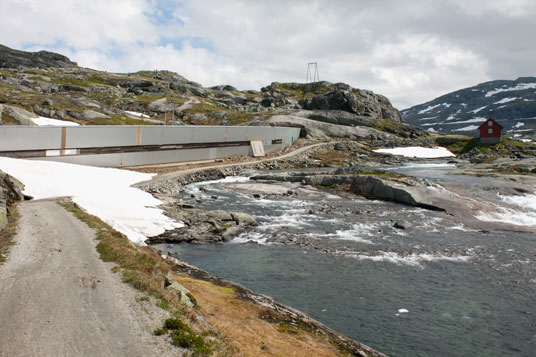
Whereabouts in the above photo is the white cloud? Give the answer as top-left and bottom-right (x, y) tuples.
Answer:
(449, 0), (535, 17)
(0, 0), (534, 109)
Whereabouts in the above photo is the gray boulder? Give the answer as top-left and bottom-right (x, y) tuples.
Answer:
(148, 98), (171, 113)
(1, 105), (37, 125)
(83, 110), (109, 120)
(349, 175), (446, 211)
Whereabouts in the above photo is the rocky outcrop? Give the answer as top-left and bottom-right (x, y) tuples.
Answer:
(298, 83), (403, 122)
(146, 206), (258, 244)
(0, 171), (25, 230)
(0, 44), (77, 69)
(0, 105), (37, 125)
(349, 175), (447, 211)
(249, 114), (396, 141)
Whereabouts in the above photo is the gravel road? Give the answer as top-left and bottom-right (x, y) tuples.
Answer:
(0, 199), (177, 357)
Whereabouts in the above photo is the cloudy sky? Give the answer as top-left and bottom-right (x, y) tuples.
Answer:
(1, 0), (535, 109)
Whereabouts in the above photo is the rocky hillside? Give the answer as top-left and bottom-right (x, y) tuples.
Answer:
(0, 44), (420, 140)
(402, 77), (536, 139)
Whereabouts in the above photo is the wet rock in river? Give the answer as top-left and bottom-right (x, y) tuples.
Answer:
(147, 207), (258, 244)
(393, 220), (412, 230)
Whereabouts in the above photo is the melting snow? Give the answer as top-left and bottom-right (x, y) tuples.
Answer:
(485, 83), (536, 97)
(373, 147), (455, 158)
(0, 157), (182, 243)
(125, 110), (150, 118)
(469, 106), (487, 114)
(32, 117), (80, 126)
(453, 125), (479, 132)
(442, 117), (487, 125)
(418, 104), (441, 115)
(494, 97), (518, 105)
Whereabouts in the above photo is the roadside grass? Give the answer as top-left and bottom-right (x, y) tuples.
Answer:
(59, 201), (214, 356)
(0, 204), (20, 264)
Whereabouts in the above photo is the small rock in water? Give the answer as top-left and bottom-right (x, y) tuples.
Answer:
(393, 220), (412, 230)
(252, 193), (261, 199)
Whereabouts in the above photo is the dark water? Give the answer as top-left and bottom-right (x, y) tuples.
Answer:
(155, 165), (536, 356)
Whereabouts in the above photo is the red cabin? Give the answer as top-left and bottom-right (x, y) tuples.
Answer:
(478, 117), (503, 144)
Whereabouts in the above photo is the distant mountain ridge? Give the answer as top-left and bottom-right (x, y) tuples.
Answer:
(402, 77), (536, 138)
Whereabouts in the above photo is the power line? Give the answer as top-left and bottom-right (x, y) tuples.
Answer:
(305, 62), (319, 91)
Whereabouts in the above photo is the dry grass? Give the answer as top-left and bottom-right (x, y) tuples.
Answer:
(174, 274), (342, 357)
(0, 204), (19, 264)
(313, 149), (355, 166)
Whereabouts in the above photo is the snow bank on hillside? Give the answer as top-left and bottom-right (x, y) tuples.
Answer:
(374, 147), (455, 158)
(485, 83), (536, 97)
(0, 157), (182, 243)
(32, 117), (80, 126)
(125, 111), (150, 118)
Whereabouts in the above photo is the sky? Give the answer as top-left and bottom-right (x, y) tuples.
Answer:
(1, 0), (535, 109)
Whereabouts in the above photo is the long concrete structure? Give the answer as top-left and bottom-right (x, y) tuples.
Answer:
(0, 125), (301, 167)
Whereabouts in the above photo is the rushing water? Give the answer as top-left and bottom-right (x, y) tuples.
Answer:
(154, 165), (536, 356)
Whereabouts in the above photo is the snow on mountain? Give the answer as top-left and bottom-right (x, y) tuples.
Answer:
(402, 77), (536, 138)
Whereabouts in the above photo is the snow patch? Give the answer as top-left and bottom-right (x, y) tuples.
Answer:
(469, 106), (487, 114)
(494, 97), (517, 105)
(453, 125), (479, 132)
(418, 104), (441, 114)
(32, 117), (80, 126)
(373, 147), (455, 158)
(442, 117), (487, 125)
(485, 83), (536, 97)
(125, 110), (150, 118)
(0, 157), (182, 244)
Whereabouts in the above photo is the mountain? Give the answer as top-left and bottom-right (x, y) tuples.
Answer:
(0, 44), (419, 140)
(401, 77), (536, 139)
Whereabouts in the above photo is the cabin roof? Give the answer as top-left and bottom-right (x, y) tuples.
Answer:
(478, 117), (504, 129)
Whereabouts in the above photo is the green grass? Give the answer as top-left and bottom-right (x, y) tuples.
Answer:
(89, 114), (156, 125)
(156, 318), (212, 356)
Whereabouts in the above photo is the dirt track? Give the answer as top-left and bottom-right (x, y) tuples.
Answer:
(0, 199), (175, 357)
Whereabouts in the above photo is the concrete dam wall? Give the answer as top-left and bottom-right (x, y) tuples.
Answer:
(0, 125), (301, 167)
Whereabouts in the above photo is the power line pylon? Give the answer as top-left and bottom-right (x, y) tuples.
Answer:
(305, 62), (319, 92)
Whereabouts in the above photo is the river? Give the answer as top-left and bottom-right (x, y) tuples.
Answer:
(153, 164), (536, 356)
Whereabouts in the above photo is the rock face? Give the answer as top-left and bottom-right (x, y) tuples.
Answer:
(0, 171), (25, 230)
(298, 83), (403, 122)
